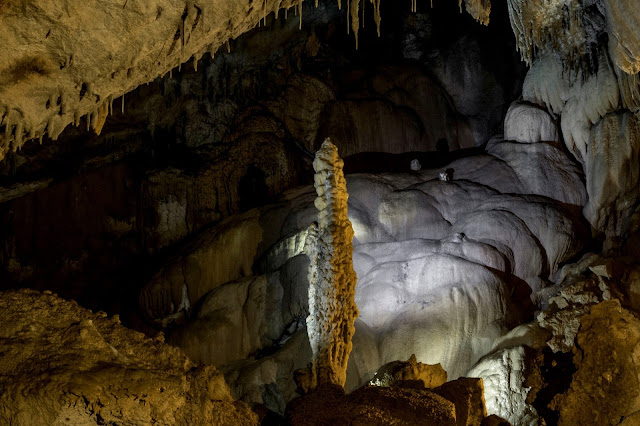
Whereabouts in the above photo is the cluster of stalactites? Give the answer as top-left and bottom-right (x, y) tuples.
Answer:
(507, 0), (640, 80)
(464, 0), (491, 26)
(507, 0), (588, 68)
(0, 0), (505, 160)
(305, 138), (359, 388)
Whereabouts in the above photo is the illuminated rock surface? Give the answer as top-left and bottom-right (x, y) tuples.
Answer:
(305, 138), (358, 388)
(160, 138), (587, 411)
(0, 289), (257, 425)
(1, 0), (640, 424)
(552, 300), (640, 425)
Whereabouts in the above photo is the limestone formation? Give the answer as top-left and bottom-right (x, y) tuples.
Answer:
(467, 346), (539, 425)
(0, 289), (257, 425)
(154, 138), (588, 412)
(368, 354), (447, 389)
(584, 111), (640, 236)
(503, 101), (558, 143)
(5, 0), (621, 159)
(552, 300), (640, 425)
(305, 138), (358, 388)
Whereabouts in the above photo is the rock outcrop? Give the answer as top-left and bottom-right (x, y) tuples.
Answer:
(552, 300), (640, 425)
(286, 374), (491, 426)
(468, 346), (539, 425)
(0, 289), (257, 425)
(369, 354), (447, 389)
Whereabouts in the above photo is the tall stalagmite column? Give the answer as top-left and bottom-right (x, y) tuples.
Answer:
(305, 138), (359, 388)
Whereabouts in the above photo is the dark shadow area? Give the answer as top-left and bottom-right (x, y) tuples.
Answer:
(239, 166), (270, 211)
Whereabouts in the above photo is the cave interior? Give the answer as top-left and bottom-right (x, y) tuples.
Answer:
(1, 0), (640, 424)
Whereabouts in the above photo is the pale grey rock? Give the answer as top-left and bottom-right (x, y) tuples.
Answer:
(467, 347), (539, 426)
(357, 253), (524, 379)
(377, 190), (451, 241)
(504, 101), (558, 143)
(486, 140), (587, 206)
(439, 171), (451, 181)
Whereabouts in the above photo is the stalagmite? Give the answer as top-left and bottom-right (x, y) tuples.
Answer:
(304, 138), (359, 388)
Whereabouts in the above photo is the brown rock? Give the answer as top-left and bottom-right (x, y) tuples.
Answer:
(369, 354), (448, 389)
(0, 289), (257, 425)
(433, 378), (488, 426)
(285, 384), (457, 426)
(551, 299), (640, 425)
(481, 414), (512, 426)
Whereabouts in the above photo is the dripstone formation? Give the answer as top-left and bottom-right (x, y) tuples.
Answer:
(305, 138), (359, 388)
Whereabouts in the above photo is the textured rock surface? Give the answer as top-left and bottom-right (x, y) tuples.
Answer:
(0, 0), (313, 159)
(286, 376), (491, 426)
(0, 289), (257, 425)
(584, 111), (640, 236)
(468, 346), (538, 425)
(552, 300), (640, 425)
(153, 139), (588, 411)
(369, 354), (447, 389)
(431, 377), (488, 426)
(305, 138), (358, 387)
(503, 101), (557, 143)
(286, 384), (458, 426)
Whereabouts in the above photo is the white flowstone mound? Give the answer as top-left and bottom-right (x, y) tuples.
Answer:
(504, 101), (558, 143)
(467, 346), (539, 426)
(147, 140), (588, 412)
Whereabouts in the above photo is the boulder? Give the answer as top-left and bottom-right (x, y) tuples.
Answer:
(369, 354), (447, 389)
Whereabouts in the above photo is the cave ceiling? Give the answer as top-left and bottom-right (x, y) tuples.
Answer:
(0, 0), (638, 163)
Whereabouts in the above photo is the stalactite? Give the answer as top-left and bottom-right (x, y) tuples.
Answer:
(350, 0), (359, 49)
(465, 0), (491, 26)
(121, 93), (125, 114)
(299, 0), (303, 30)
(372, 0), (381, 37)
(507, 0), (585, 68)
